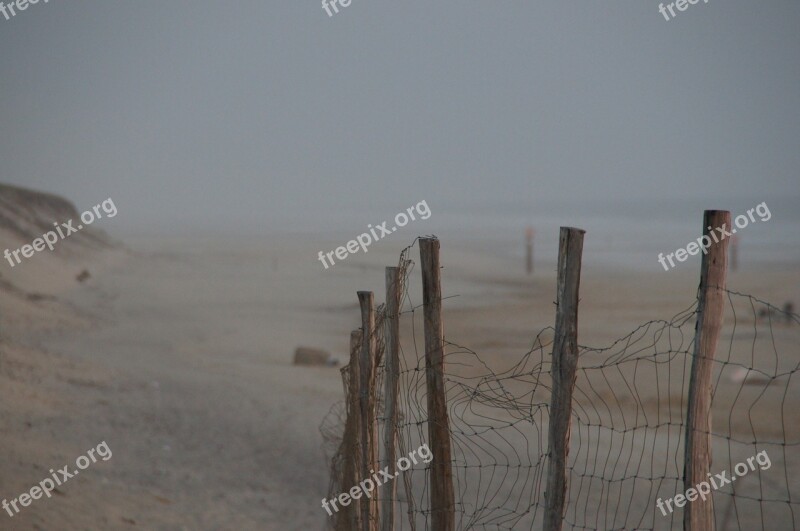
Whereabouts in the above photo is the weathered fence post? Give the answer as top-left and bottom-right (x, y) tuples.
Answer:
(380, 266), (404, 531)
(338, 330), (364, 531)
(544, 227), (585, 531)
(358, 291), (380, 531)
(419, 237), (456, 531)
(684, 210), (730, 531)
(526, 226), (535, 275)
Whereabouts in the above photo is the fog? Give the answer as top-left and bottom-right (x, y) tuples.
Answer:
(0, 0), (798, 234)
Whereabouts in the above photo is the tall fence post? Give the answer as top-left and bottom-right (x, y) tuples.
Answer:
(544, 227), (585, 531)
(338, 330), (364, 531)
(381, 266), (404, 531)
(684, 210), (730, 531)
(358, 291), (380, 531)
(419, 237), (456, 531)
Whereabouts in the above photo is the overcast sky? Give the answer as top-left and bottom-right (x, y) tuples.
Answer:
(0, 0), (797, 234)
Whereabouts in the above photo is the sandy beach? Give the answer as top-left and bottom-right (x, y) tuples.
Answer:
(2, 2), (799, 529)
(0, 228), (795, 529)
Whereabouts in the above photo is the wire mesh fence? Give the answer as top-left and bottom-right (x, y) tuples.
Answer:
(321, 238), (800, 530)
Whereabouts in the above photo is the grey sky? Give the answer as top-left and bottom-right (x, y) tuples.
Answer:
(0, 0), (798, 233)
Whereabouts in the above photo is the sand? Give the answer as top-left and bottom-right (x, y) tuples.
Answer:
(0, 232), (797, 530)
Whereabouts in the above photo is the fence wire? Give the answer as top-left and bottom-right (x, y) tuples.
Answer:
(322, 242), (800, 530)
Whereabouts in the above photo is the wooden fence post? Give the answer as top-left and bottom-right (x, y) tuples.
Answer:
(419, 237), (456, 531)
(380, 266), (404, 531)
(684, 210), (730, 531)
(543, 227), (585, 531)
(358, 291), (380, 531)
(526, 226), (535, 275)
(338, 330), (364, 531)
